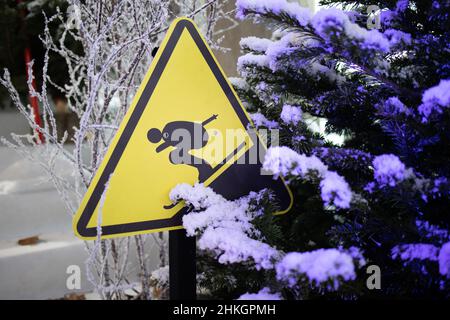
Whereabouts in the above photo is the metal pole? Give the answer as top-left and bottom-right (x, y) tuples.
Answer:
(169, 229), (196, 300)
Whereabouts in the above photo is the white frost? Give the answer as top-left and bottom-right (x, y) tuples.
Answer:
(237, 287), (282, 300)
(236, 0), (312, 27)
(263, 146), (352, 209)
(439, 242), (450, 278)
(240, 36), (273, 52)
(276, 249), (357, 290)
(250, 112), (279, 129)
(392, 244), (440, 262)
(176, 183), (279, 270)
(372, 154), (408, 187)
(320, 171), (352, 209)
(263, 146), (328, 178)
(312, 8), (390, 52)
(280, 104), (302, 126)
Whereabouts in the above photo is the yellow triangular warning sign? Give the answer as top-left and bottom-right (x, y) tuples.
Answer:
(73, 18), (292, 240)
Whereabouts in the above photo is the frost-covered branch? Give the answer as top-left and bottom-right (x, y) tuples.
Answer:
(171, 183), (365, 297)
(0, 0), (235, 300)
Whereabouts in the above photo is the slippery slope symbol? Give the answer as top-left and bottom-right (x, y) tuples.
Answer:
(73, 18), (292, 240)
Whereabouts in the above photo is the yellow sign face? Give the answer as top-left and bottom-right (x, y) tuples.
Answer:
(73, 18), (292, 240)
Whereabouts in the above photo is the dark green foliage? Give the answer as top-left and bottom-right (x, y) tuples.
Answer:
(197, 0), (450, 299)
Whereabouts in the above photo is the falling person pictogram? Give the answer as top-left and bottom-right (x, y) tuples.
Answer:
(147, 114), (246, 209)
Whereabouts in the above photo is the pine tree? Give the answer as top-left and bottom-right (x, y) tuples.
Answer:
(175, 0), (450, 299)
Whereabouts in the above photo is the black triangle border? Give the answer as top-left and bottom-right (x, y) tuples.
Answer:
(76, 19), (290, 238)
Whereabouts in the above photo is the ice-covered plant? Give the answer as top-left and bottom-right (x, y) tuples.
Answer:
(0, 0), (236, 300)
(189, 0), (450, 299)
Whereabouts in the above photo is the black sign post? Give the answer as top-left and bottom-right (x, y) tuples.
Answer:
(169, 229), (196, 299)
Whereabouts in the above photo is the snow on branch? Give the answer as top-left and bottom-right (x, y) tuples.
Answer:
(275, 248), (363, 290)
(236, 0), (312, 27)
(263, 146), (353, 209)
(172, 183), (364, 292)
(238, 287), (282, 300)
(172, 183), (279, 270)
